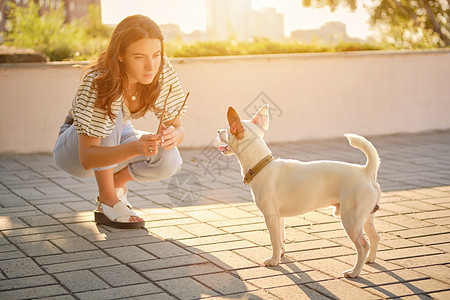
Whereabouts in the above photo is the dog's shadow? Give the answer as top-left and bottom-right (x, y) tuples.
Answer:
(266, 258), (340, 299)
(348, 263), (430, 299)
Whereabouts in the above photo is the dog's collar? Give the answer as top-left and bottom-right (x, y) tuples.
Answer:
(243, 154), (274, 185)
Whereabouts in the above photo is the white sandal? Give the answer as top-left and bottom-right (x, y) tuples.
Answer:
(115, 187), (132, 208)
(94, 199), (144, 229)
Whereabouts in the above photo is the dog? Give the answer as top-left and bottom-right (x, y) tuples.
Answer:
(217, 104), (381, 278)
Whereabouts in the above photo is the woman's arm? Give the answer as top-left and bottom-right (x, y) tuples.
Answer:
(160, 117), (184, 150)
(78, 134), (161, 170)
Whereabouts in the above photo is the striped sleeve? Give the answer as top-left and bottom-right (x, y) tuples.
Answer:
(153, 57), (187, 123)
(72, 72), (120, 138)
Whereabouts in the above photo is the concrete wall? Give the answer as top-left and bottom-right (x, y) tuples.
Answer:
(1, 50), (449, 154)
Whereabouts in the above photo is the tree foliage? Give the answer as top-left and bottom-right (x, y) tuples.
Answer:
(371, 0), (449, 47)
(304, 0), (450, 47)
(4, 1), (111, 61)
(165, 38), (382, 58)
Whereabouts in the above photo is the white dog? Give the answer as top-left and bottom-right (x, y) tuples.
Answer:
(217, 104), (381, 278)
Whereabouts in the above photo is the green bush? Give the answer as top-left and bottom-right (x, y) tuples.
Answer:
(5, 1), (111, 61)
(165, 38), (384, 58)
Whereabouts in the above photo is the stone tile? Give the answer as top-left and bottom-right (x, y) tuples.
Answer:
(142, 263), (222, 281)
(0, 285), (69, 299)
(182, 210), (229, 222)
(302, 258), (354, 278)
(129, 254), (207, 272)
(307, 279), (383, 299)
(35, 250), (108, 265)
(379, 214), (434, 229)
(156, 277), (219, 299)
(178, 222), (227, 237)
(0, 274), (56, 291)
(247, 270), (331, 289)
(285, 246), (354, 263)
(15, 240), (62, 256)
(54, 270), (109, 293)
(0, 257), (45, 278)
(175, 234), (241, 248)
(43, 257), (120, 274)
(267, 284), (330, 299)
(390, 253), (450, 268)
(349, 269), (429, 288)
(194, 272), (258, 295)
(140, 241), (193, 258)
(147, 226), (196, 240)
(0, 216), (29, 230)
(409, 232), (450, 245)
(93, 235), (162, 249)
(429, 290), (450, 300)
(364, 278), (449, 298)
(92, 265), (148, 287)
(20, 215), (60, 226)
(104, 246), (157, 263)
(36, 203), (74, 214)
(235, 230), (271, 246)
(207, 289), (279, 300)
(193, 239), (257, 254)
(199, 250), (258, 270)
(8, 230), (78, 244)
(377, 246), (442, 261)
(51, 236), (98, 253)
(2, 224), (67, 237)
(213, 207), (255, 219)
(75, 283), (162, 300)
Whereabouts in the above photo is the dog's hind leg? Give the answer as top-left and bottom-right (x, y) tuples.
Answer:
(364, 214), (379, 263)
(263, 213), (282, 266)
(341, 217), (370, 278)
(280, 217), (286, 257)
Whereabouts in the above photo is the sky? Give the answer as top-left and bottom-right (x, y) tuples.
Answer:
(101, 0), (375, 39)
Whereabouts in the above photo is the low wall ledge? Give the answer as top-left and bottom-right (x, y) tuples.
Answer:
(1, 49), (449, 69)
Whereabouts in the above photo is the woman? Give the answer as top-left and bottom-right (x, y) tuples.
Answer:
(53, 15), (187, 229)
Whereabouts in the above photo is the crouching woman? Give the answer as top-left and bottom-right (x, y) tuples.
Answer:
(53, 15), (187, 229)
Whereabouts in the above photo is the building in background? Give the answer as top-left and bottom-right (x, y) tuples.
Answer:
(252, 7), (284, 41)
(205, 0), (285, 41)
(206, 0), (253, 41)
(290, 21), (364, 44)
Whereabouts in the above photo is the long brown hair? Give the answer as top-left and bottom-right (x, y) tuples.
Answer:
(87, 15), (164, 120)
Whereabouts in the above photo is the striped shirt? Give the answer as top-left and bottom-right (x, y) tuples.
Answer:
(72, 57), (186, 138)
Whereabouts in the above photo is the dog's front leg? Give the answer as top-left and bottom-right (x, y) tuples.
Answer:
(280, 217), (286, 257)
(263, 213), (282, 266)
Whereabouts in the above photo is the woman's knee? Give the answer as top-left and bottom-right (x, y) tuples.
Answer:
(156, 148), (183, 179)
(130, 147), (183, 182)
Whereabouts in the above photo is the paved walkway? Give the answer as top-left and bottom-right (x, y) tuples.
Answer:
(0, 129), (449, 299)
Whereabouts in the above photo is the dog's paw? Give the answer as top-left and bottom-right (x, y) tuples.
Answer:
(342, 269), (360, 278)
(365, 256), (376, 264)
(263, 256), (280, 267)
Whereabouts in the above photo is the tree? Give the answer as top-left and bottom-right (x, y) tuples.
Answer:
(5, 1), (82, 60)
(5, 1), (111, 61)
(302, 0), (450, 47)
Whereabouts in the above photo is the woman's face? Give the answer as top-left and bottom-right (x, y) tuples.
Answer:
(121, 38), (162, 85)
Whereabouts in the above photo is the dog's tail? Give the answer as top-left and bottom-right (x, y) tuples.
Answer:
(345, 134), (380, 180)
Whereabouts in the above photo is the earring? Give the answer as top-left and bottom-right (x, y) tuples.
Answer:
(119, 59), (123, 63)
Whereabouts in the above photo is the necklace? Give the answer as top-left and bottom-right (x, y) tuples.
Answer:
(126, 85), (140, 101)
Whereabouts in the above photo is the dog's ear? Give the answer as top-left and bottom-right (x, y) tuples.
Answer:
(251, 104), (269, 131)
(227, 107), (244, 140)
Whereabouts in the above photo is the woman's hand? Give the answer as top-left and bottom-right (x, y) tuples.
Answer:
(159, 124), (177, 150)
(137, 134), (161, 156)
(160, 118), (184, 150)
